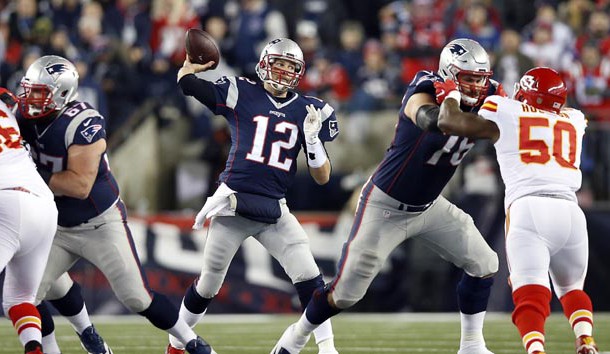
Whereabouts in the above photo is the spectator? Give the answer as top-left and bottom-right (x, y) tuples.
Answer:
(226, 0), (287, 79)
(298, 50), (352, 109)
(452, 1), (502, 51)
(347, 39), (402, 113)
(568, 44), (610, 120)
(492, 29), (535, 97)
(558, 0), (595, 36)
(520, 21), (568, 70)
(336, 20), (365, 79)
(575, 11), (610, 56)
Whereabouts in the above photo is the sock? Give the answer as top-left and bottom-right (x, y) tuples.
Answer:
(512, 285), (551, 353)
(182, 283), (212, 326)
(8, 303), (42, 347)
(37, 303), (61, 354)
(294, 275), (335, 347)
(459, 311), (487, 348)
(457, 274), (493, 315)
(304, 287), (342, 327)
(139, 292), (197, 347)
(49, 281), (92, 334)
(560, 289), (593, 338)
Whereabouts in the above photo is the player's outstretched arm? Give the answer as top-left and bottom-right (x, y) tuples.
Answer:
(177, 55), (216, 82)
(435, 80), (499, 141)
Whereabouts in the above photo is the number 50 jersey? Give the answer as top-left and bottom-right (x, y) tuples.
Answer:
(479, 95), (587, 209)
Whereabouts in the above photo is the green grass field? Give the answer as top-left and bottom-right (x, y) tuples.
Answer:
(1, 313), (608, 354)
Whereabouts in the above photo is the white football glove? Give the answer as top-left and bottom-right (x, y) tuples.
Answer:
(303, 104), (322, 145)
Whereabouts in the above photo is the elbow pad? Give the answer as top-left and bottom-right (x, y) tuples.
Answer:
(415, 104), (441, 132)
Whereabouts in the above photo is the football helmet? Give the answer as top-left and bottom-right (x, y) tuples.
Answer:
(18, 55), (79, 119)
(438, 38), (492, 106)
(255, 38), (305, 92)
(513, 67), (567, 113)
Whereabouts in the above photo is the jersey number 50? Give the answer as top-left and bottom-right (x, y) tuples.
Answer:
(519, 117), (577, 169)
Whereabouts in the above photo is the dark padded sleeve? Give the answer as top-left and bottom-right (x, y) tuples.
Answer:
(415, 104), (441, 132)
(178, 74), (217, 111)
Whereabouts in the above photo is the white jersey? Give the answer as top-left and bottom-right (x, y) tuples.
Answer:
(0, 101), (53, 199)
(478, 95), (586, 209)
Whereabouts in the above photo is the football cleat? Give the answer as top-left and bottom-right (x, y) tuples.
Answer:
(24, 340), (43, 354)
(165, 344), (185, 354)
(576, 335), (599, 354)
(457, 345), (494, 354)
(185, 336), (217, 354)
(78, 325), (113, 354)
(270, 324), (310, 354)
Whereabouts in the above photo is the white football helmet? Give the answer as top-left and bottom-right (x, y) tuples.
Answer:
(255, 38), (305, 92)
(18, 55), (79, 119)
(438, 38), (492, 106)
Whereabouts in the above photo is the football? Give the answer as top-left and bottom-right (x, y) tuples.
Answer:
(185, 28), (220, 69)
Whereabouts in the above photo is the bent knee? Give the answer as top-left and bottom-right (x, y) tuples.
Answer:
(465, 250), (499, 278)
(122, 295), (152, 313)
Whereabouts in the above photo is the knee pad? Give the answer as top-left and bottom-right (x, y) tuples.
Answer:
(123, 292), (153, 313)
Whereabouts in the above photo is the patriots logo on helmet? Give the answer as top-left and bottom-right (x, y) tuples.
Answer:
(45, 63), (70, 80)
(81, 124), (103, 143)
(448, 44), (468, 58)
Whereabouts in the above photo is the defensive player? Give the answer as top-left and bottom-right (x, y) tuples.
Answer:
(16, 55), (216, 354)
(0, 88), (57, 354)
(271, 38), (500, 354)
(165, 38), (340, 354)
(434, 67), (600, 354)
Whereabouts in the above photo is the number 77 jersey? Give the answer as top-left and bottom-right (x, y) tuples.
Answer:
(478, 95), (587, 209)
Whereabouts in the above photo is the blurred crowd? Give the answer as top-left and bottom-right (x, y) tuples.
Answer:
(2, 0), (610, 208)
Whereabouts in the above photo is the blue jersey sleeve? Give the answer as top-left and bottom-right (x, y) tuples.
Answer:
(211, 76), (260, 116)
(71, 115), (106, 146)
(316, 101), (339, 142)
(404, 70), (440, 99)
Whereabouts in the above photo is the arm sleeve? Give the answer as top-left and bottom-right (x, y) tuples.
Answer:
(178, 74), (218, 111)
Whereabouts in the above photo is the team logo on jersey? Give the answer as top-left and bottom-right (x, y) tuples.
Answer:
(448, 44), (467, 58)
(45, 63), (70, 80)
(520, 75), (538, 91)
(80, 124), (102, 143)
(329, 120), (339, 138)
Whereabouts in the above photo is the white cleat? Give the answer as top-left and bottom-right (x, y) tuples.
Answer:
(318, 350), (339, 354)
(457, 345), (494, 354)
(270, 324), (311, 354)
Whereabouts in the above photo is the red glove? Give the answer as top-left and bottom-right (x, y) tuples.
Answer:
(434, 79), (459, 104)
(491, 79), (507, 97)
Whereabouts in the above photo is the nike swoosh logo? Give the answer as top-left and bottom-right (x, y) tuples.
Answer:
(83, 118), (92, 127)
(93, 223), (106, 230)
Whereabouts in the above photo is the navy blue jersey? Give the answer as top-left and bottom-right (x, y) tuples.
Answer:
(210, 76), (339, 199)
(372, 70), (496, 205)
(18, 101), (119, 227)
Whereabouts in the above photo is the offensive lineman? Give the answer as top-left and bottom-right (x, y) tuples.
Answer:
(16, 55), (215, 354)
(0, 88), (57, 354)
(271, 38), (500, 354)
(435, 67), (600, 354)
(165, 38), (340, 354)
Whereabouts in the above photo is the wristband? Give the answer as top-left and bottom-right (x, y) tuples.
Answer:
(39, 169), (53, 185)
(306, 140), (328, 168)
(446, 90), (461, 103)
